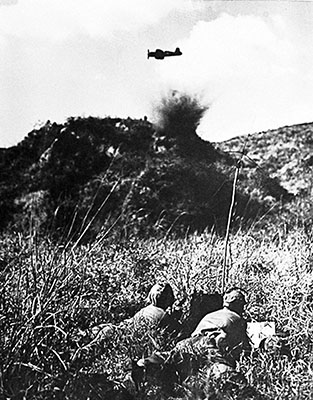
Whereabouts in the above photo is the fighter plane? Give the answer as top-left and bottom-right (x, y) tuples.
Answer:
(147, 47), (182, 60)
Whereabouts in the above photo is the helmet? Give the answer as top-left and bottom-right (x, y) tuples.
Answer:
(223, 288), (246, 309)
(147, 283), (175, 310)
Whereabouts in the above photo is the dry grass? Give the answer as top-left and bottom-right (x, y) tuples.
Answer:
(1, 227), (313, 399)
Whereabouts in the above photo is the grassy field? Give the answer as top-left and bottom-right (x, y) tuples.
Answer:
(1, 226), (313, 399)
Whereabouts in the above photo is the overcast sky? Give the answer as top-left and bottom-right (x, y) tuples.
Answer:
(1, 0), (313, 147)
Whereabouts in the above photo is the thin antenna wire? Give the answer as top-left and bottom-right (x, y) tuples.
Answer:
(221, 159), (241, 294)
(221, 135), (248, 294)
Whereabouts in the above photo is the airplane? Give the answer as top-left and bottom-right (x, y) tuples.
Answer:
(147, 47), (182, 60)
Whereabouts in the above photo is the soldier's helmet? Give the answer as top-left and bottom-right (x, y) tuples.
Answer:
(147, 283), (175, 310)
(223, 288), (246, 314)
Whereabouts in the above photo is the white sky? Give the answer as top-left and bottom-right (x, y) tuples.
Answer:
(1, 0), (313, 147)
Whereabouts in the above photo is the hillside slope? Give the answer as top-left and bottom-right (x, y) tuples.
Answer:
(0, 117), (311, 240)
(217, 122), (313, 196)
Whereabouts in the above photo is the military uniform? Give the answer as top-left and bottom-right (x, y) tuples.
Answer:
(132, 304), (166, 326)
(89, 283), (177, 342)
(137, 289), (250, 381)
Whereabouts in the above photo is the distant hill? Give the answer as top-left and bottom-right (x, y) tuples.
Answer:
(216, 122), (313, 234)
(0, 116), (311, 241)
(217, 122), (313, 196)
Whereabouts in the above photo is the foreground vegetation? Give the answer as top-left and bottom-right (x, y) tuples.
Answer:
(1, 225), (313, 399)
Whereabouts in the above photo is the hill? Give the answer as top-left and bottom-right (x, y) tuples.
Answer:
(216, 122), (313, 233)
(217, 122), (313, 196)
(0, 115), (311, 240)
